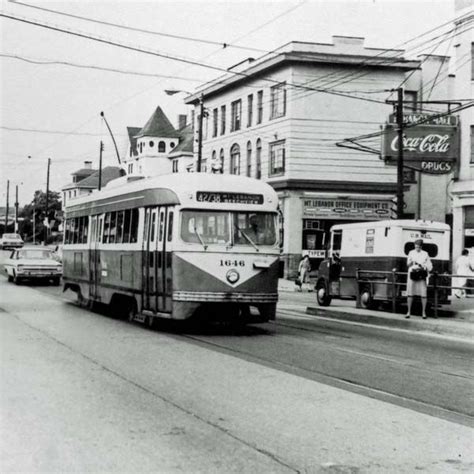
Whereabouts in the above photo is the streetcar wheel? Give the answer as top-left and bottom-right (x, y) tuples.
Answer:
(316, 280), (332, 306)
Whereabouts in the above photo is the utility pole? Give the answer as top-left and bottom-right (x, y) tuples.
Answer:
(44, 157), (51, 244)
(15, 185), (19, 233)
(4, 179), (9, 232)
(197, 94), (204, 172)
(396, 88), (404, 219)
(33, 209), (36, 244)
(99, 140), (104, 191)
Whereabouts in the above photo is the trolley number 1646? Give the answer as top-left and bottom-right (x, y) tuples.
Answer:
(220, 259), (245, 267)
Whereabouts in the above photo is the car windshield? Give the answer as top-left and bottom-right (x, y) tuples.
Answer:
(17, 250), (54, 260)
(180, 210), (277, 246)
(4, 234), (21, 239)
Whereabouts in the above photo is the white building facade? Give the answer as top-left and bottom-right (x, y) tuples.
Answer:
(186, 37), (420, 277)
(451, 0), (474, 259)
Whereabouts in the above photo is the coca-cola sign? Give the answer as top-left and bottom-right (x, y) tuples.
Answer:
(382, 124), (459, 164)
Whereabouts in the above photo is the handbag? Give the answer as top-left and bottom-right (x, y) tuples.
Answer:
(410, 267), (428, 281)
(295, 278), (302, 287)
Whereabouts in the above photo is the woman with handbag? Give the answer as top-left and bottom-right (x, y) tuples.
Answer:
(406, 239), (433, 319)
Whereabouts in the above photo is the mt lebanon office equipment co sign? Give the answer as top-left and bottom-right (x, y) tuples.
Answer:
(382, 113), (459, 174)
(303, 198), (391, 220)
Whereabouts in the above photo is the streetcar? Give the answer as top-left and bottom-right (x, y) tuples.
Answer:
(62, 173), (280, 326)
(315, 220), (451, 309)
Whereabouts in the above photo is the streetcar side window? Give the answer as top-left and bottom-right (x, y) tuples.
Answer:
(123, 210), (131, 243)
(103, 213), (111, 243)
(116, 211), (124, 244)
(130, 208), (139, 243)
(159, 210), (165, 242)
(167, 211), (174, 242)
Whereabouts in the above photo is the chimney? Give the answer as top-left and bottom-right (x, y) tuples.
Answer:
(84, 161), (92, 169)
(178, 114), (187, 129)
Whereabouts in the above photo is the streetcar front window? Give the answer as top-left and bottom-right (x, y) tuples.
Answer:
(181, 211), (230, 244)
(233, 212), (277, 246)
(180, 210), (277, 246)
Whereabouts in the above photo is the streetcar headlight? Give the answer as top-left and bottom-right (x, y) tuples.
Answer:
(226, 269), (240, 284)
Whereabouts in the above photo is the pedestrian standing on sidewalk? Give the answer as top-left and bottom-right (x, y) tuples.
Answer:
(453, 249), (474, 298)
(297, 255), (312, 292)
(406, 239), (432, 319)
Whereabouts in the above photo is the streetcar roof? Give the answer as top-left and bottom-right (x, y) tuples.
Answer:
(330, 219), (450, 233)
(65, 173), (278, 217)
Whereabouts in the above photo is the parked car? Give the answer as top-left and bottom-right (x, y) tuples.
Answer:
(0, 233), (24, 250)
(4, 246), (62, 285)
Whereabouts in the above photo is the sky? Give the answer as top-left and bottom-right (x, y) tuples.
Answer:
(0, 0), (457, 206)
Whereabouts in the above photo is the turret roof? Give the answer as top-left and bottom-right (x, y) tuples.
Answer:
(135, 106), (180, 139)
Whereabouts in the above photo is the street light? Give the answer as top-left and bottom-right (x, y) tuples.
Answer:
(165, 89), (204, 172)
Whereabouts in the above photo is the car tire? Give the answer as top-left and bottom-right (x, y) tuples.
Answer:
(359, 286), (377, 310)
(52, 277), (61, 286)
(7, 275), (13, 282)
(13, 273), (21, 285)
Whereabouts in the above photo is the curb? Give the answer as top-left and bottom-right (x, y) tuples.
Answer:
(305, 306), (474, 342)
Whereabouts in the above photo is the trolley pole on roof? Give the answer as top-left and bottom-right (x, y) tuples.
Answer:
(396, 88), (404, 219)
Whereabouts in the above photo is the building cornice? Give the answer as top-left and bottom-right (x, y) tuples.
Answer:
(269, 179), (398, 193)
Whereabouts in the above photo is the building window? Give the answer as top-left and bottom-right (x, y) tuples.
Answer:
(220, 105), (226, 135)
(231, 99), (242, 132)
(270, 82), (286, 119)
(247, 94), (253, 127)
(230, 143), (240, 174)
(269, 140), (285, 176)
(139, 142), (143, 154)
(246, 141), (252, 177)
(158, 141), (166, 152)
(149, 140), (154, 147)
(219, 148), (225, 173)
(128, 163), (134, 174)
(212, 108), (218, 137)
(257, 90), (263, 124)
(256, 138), (262, 179)
(172, 159), (178, 173)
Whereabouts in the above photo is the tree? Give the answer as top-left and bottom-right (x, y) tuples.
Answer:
(20, 190), (62, 242)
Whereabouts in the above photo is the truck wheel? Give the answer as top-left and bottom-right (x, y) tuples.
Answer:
(360, 287), (377, 310)
(316, 280), (332, 306)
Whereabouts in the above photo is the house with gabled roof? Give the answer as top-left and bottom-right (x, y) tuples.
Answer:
(123, 106), (193, 176)
(62, 162), (125, 207)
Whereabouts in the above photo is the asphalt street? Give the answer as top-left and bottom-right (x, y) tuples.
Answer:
(0, 250), (473, 472)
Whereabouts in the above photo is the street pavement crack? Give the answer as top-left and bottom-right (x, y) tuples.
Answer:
(5, 309), (300, 473)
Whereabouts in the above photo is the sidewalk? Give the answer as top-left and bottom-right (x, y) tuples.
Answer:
(278, 278), (474, 342)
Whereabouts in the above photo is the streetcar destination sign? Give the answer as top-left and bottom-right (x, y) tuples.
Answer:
(196, 191), (264, 204)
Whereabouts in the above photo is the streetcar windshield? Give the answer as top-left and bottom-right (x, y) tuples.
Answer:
(181, 211), (230, 244)
(180, 210), (277, 246)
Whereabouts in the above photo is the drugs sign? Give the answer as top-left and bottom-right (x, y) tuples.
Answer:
(382, 122), (459, 174)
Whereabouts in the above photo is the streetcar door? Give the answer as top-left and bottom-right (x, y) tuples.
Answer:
(142, 207), (158, 312)
(156, 207), (167, 312)
(89, 215), (101, 301)
(163, 208), (173, 312)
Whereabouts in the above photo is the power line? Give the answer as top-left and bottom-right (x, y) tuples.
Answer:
(0, 52), (205, 81)
(8, 0), (276, 55)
